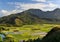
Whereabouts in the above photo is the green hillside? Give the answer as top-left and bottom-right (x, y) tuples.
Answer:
(0, 12), (44, 27)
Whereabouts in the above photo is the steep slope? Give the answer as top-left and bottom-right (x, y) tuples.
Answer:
(41, 27), (60, 42)
(0, 11), (44, 26)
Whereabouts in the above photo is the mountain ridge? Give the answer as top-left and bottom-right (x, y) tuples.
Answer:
(0, 8), (60, 26)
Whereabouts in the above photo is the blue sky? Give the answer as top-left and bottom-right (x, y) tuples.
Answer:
(0, 0), (60, 16)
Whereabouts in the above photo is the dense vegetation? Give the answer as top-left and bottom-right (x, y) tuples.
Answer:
(41, 27), (60, 42)
(0, 8), (60, 42)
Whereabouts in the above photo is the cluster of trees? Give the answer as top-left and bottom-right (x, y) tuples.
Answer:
(20, 38), (41, 42)
(0, 27), (9, 33)
(3, 37), (14, 42)
(41, 27), (60, 42)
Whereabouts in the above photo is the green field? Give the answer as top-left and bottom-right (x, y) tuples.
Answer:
(0, 24), (59, 42)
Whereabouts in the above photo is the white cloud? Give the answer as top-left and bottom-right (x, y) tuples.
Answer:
(1, 9), (23, 16)
(48, 3), (58, 8)
(32, 0), (47, 2)
(7, 2), (59, 11)
(1, 10), (10, 16)
(20, 3), (47, 10)
(0, 2), (59, 16)
(11, 9), (23, 13)
(14, 2), (58, 11)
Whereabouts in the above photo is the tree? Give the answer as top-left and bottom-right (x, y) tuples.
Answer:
(4, 37), (14, 42)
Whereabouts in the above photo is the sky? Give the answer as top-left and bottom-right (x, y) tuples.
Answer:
(0, 0), (60, 16)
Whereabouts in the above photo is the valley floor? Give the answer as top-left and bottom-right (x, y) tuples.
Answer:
(0, 24), (59, 42)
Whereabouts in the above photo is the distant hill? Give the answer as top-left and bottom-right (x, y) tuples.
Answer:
(27, 8), (60, 19)
(0, 8), (60, 26)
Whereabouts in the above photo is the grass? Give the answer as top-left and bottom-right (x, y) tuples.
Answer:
(0, 24), (59, 42)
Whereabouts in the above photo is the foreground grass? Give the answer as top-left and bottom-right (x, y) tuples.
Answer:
(0, 24), (59, 42)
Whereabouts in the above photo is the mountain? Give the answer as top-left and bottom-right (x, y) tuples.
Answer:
(26, 8), (60, 23)
(41, 27), (60, 42)
(27, 8), (60, 19)
(0, 11), (45, 26)
(0, 8), (60, 26)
